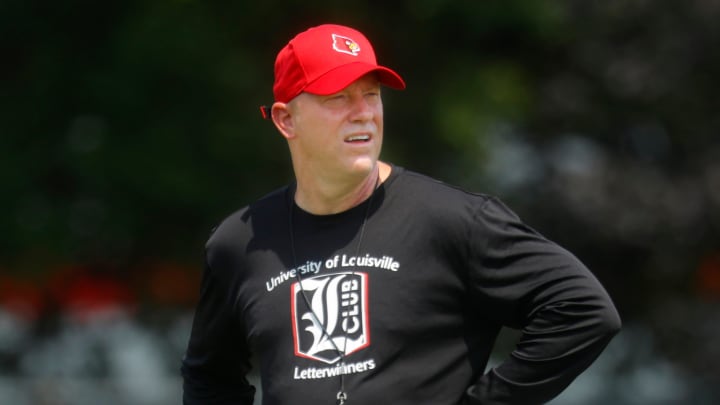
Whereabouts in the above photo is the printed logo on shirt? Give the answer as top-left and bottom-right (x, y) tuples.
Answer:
(291, 272), (370, 364)
(265, 254), (400, 293)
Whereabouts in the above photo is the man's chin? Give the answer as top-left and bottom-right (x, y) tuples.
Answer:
(347, 158), (378, 176)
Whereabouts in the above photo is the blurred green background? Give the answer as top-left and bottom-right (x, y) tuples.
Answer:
(2, 1), (719, 404)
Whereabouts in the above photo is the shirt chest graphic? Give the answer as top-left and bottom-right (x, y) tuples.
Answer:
(291, 271), (370, 364)
(258, 252), (402, 381)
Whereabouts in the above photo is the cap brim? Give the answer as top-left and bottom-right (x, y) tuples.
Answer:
(303, 62), (406, 96)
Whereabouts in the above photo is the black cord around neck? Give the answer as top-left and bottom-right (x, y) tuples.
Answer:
(287, 175), (380, 405)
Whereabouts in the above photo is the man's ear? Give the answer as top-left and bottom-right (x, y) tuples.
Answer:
(271, 102), (295, 140)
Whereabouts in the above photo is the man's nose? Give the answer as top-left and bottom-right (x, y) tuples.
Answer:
(349, 96), (375, 122)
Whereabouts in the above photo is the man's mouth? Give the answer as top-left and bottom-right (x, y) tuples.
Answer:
(345, 134), (371, 143)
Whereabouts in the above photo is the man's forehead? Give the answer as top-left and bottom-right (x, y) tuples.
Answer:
(289, 74), (381, 107)
(323, 73), (382, 95)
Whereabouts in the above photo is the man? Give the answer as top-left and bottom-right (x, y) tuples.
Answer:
(182, 23), (621, 405)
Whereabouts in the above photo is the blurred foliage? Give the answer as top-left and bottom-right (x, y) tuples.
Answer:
(1, 0), (720, 395)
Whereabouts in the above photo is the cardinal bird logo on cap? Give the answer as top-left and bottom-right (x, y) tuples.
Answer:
(332, 34), (361, 56)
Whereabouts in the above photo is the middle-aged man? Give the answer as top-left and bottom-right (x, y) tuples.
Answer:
(182, 23), (621, 405)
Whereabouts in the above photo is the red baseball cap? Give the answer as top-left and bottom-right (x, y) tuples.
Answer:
(272, 24), (406, 103)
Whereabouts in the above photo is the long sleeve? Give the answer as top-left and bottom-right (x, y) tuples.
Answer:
(464, 197), (621, 404)
(181, 241), (256, 405)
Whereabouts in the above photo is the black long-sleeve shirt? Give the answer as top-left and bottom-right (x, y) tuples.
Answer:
(182, 165), (621, 404)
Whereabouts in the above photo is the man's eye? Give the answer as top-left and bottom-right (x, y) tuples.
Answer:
(325, 95), (347, 104)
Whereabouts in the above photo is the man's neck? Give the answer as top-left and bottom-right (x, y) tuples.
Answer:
(294, 161), (391, 215)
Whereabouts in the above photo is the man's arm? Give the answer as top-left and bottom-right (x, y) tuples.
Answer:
(182, 244), (255, 405)
(464, 197), (621, 404)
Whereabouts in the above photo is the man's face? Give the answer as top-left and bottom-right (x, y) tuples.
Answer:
(287, 74), (384, 180)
